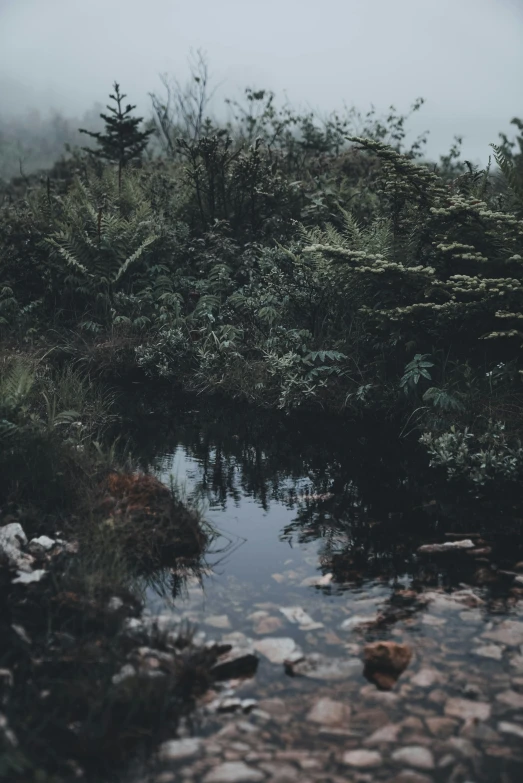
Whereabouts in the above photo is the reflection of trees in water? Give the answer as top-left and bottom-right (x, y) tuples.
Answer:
(129, 400), (445, 583)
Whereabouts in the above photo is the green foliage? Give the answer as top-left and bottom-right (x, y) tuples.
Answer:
(80, 83), (154, 175)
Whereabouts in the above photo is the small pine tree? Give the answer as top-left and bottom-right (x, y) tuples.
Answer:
(79, 82), (154, 188)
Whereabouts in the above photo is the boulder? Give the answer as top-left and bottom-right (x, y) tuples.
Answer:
(363, 641), (412, 690)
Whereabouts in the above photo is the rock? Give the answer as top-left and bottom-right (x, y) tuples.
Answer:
(202, 761), (265, 783)
(472, 644), (503, 660)
(482, 620), (523, 647)
(342, 749), (382, 768)
(12, 569), (47, 584)
(389, 772), (433, 783)
(363, 642), (412, 690)
(28, 536), (56, 554)
(279, 606), (323, 630)
(212, 646), (259, 681)
(391, 746), (435, 770)
(107, 596), (124, 612)
(285, 652), (361, 680)
(418, 540), (475, 554)
(0, 523), (33, 572)
(498, 721), (523, 739)
(306, 697), (350, 726)
(254, 637), (298, 664)
(364, 723), (401, 745)
(340, 614), (379, 631)
(157, 737), (202, 761)
(496, 689), (523, 709)
(444, 697), (491, 721)
(410, 668), (443, 688)
(425, 717), (457, 738)
(205, 615), (231, 630)
(271, 574), (285, 584)
(253, 616), (283, 635)
(112, 664), (136, 685)
(421, 614), (446, 626)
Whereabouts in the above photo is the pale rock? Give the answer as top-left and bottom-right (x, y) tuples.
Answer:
(473, 644), (503, 660)
(498, 721), (523, 739)
(342, 749), (382, 768)
(410, 668), (443, 688)
(285, 652), (361, 680)
(391, 746), (435, 770)
(482, 620), (523, 646)
(364, 723), (401, 745)
(421, 614), (446, 626)
(107, 596), (124, 612)
(253, 616), (283, 635)
(0, 523), (33, 572)
(279, 606), (322, 629)
(157, 737), (202, 761)
(417, 540), (475, 554)
(271, 574), (285, 584)
(12, 569), (46, 584)
(445, 697), (491, 721)
(203, 761), (265, 783)
(496, 689), (523, 709)
(254, 637), (298, 664)
(112, 664), (136, 685)
(306, 697), (350, 726)
(28, 536), (56, 554)
(340, 614), (379, 631)
(425, 717), (457, 738)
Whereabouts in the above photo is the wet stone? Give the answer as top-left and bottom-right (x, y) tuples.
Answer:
(363, 723), (401, 745)
(391, 746), (435, 770)
(444, 697), (491, 721)
(482, 620), (523, 646)
(285, 652), (361, 680)
(341, 749), (383, 768)
(498, 721), (523, 739)
(202, 762), (266, 782)
(157, 738), (203, 762)
(254, 637), (298, 664)
(472, 644), (504, 660)
(425, 717), (458, 738)
(306, 697), (350, 726)
(496, 689), (523, 709)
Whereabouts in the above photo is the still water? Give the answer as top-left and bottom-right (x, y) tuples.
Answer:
(138, 402), (523, 782)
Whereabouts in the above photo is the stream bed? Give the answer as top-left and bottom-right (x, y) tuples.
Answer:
(135, 403), (523, 783)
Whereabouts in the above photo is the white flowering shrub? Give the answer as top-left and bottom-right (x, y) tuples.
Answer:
(420, 421), (523, 485)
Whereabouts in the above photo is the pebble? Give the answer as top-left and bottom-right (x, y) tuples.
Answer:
(157, 738), (202, 762)
(498, 721), (523, 739)
(444, 697), (491, 721)
(472, 644), (503, 660)
(202, 762), (265, 783)
(254, 637), (298, 664)
(391, 746), (435, 770)
(341, 749), (382, 768)
(496, 689), (523, 709)
(306, 697), (350, 726)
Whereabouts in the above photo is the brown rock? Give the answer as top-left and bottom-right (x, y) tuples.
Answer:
(426, 717), (457, 738)
(363, 641), (412, 690)
(306, 697), (350, 726)
(254, 616), (284, 635)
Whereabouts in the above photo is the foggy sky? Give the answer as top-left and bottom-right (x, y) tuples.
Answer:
(1, 0), (522, 163)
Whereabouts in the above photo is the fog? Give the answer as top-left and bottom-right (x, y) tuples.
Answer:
(1, 0), (522, 164)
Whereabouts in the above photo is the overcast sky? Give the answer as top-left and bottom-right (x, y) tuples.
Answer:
(1, 0), (522, 163)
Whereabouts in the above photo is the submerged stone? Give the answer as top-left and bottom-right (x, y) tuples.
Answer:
(306, 697), (350, 726)
(363, 641), (412, 690)
(285, 652), (361, 680)
(254, 637), (298, 664)
(157, 737), (202, 761)
(391, 746), (435, 770)
(342, 749), (382, 768)
(444, 697), (491, 721)
(203, 761), (265, 783)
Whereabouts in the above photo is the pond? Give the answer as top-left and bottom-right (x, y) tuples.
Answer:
(136, 401), (523, 783)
